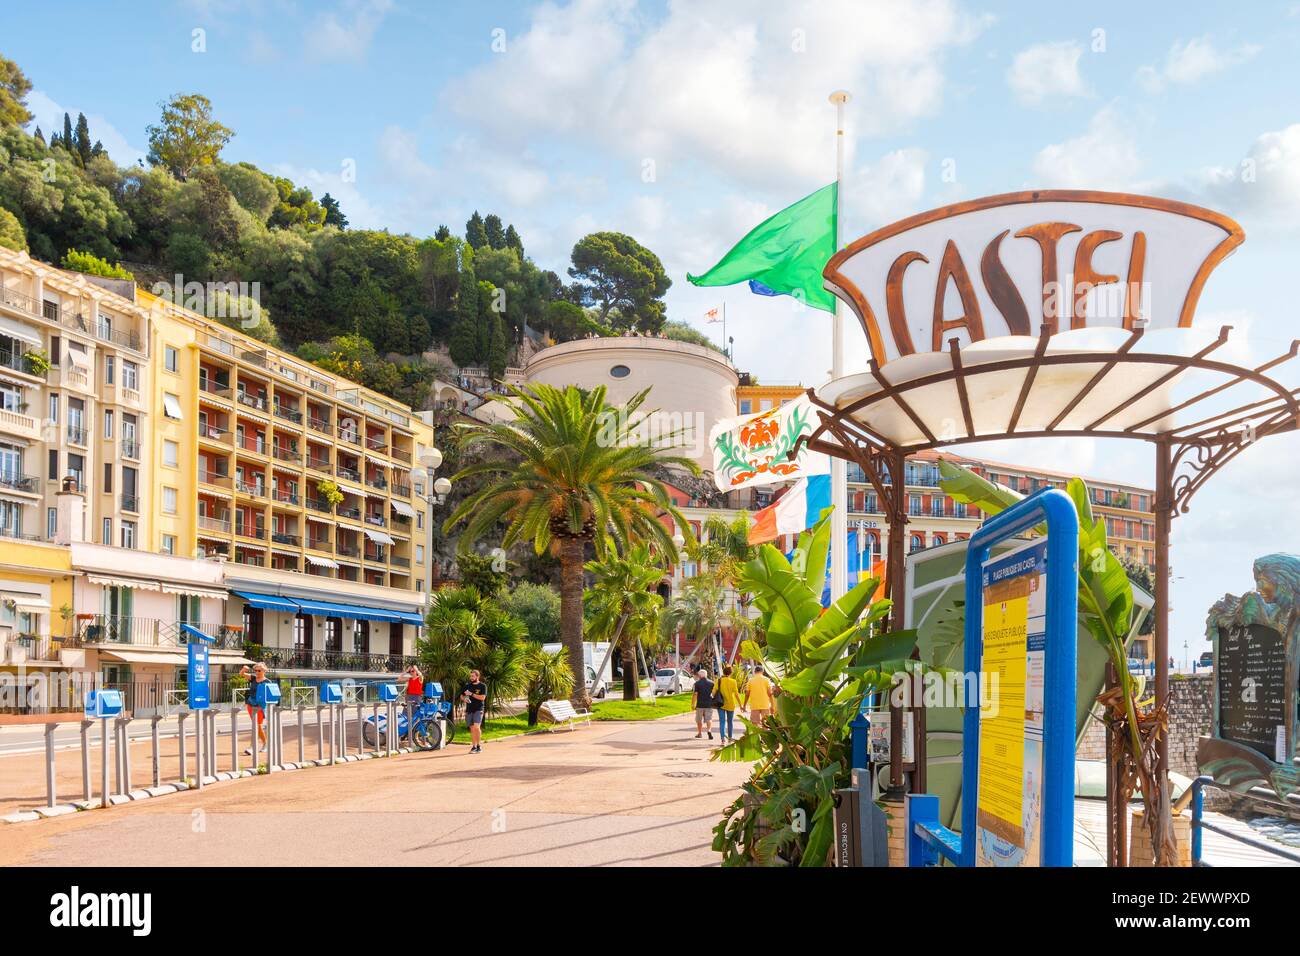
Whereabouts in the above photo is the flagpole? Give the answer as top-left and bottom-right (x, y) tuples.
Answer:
(829, 90), (850, 602)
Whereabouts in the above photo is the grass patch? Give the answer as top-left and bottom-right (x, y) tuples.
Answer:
(592, 692), (694, 721)
(447, 713), (535, 744)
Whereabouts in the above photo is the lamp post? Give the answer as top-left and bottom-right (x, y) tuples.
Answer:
(417, 446), (452, 597)
(672, 531), (685, 679)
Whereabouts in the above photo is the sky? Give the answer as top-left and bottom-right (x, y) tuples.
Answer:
(9, 0), (1300, 655)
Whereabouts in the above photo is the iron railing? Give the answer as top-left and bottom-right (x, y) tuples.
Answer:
(76, 616), (243, 650)
(252, 646), (417, 674)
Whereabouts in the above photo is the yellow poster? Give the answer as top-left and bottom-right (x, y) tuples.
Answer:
(977, 574), (1029, 848)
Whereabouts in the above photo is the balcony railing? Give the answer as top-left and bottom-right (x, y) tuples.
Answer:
(391, 482), (411, 498)
(0, 473), (38, 494)
(198, 514), (231, 534)
(308, 416), (331, 434)
(306, 457), (331, 473)
(199, 379), (231, 398)
(391, 555), (411, 569)
(273, 404), (303, 424)
(365, 513), (387, 528)
(0, 347), (29, 373)
(251, 647), (418, 674)
(390, 448), (412, 464)
(337, 465), (361, 482)
(337, 426), (361, 445)
(237, 391), (268, 411)
(365, 548), (387, 563)
(271, 531), (301, 546)
(66, 424), (87, 445)
(306, 496), (333, 513)
(307, 537), (332, 551)
(236, 521), (266, 540)
(121, 493), (140, 512)
(0, 287), (40, 317)
(366, 475), (388, 490)
(199, 469), (231, 487)
(336, 544), (360, 558)
(272, 445), (300, 463)
(337, 506), (361, 520)
(77, 616), (243, 650)
(236, 479), (266, 498)
(272, 488), (300, 506)
(365, 436), (388, 453)
(238, 436), (267, 455)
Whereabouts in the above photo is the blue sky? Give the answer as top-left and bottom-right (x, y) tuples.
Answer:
(9, 0), (1300, 651)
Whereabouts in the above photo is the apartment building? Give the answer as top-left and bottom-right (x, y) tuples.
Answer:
(1, 249), (436, 704)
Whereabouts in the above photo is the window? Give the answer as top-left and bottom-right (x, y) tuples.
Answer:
(415, 544), (425, 565)
(177, 594), (200, 624)
(47, 507), (57, 539)
(120, 520), (136, 549)
(0, 500), (23, 537)
(163, 440), (179, 468)
(293, 613), (311, 660)
(352, 619), (368, 654)
(161, 534), (175, 555)
(609, 364), (630, 378)
(49, 335), (60, 366)
(162, 487), (178, 514)
(325, 618), (342, 654)
(739, 399), (752, 414)
(162, 393), (183, 420)
(47, 449), (57, 482)
(164, 346), (179, 373)
(48, 393), (58, 423)
(103, 409), (113, 439)
(104, 355), (114, 385)
(101, 517), (111, 544)
(103, 463), (112, 493)
(122, 361), (138, 391)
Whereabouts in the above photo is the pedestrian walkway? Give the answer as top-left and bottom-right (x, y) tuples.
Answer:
(0, 713), (754, 867)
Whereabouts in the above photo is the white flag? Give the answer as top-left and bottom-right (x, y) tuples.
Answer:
(709, 394), (829, 492)
(704, 306), (723, 324)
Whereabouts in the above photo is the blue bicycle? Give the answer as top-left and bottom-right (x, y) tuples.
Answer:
(362, 685), (456, 750)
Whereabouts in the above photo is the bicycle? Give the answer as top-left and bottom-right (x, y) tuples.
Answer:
(362, 686), (457, 750)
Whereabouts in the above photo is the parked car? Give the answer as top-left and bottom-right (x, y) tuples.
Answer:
(1198, 651), (1214, 669)
(654, 668), (687, 695)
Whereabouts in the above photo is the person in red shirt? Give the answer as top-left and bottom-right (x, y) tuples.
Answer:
(403, 664), (424, 743)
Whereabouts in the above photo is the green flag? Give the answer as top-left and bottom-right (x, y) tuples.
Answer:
(687, 182), (838, 313)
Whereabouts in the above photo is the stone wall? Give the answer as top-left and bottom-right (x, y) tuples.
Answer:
(1074, 673), (1213, 777)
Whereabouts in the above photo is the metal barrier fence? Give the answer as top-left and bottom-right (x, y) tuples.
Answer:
(1190, 775), (1300, 866)
(25, 692), (420, 813)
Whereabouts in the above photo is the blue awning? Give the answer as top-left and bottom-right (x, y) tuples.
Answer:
(232, 590), (300, 613)
(396, 611), (425, 626)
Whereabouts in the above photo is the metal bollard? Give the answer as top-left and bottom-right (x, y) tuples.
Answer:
(178, 711), (187, 783)
(151, 715), (161, 788)
(231, 706), (240, 774)
(195, 709), (204, 791)
(251, 704), (260, 772)
(114, 718), (125, 796)
(328, 704), (337, 765)
(315, 705), (324, 761)
(297, 704), (305, 765)
(44, 724), (57, 808)
(356, 702), (364, 757)
(267, 704), (277, 772)
(81, 720), (92, 802)
(372, 701), (380, 757)
(208, 709), (217, 776)
(99, 717), (109, 807)
(120, 718), (132, 795)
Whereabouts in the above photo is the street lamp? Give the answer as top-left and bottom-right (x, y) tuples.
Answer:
(671, 532), (686, 676)
(417, 447), (451, 588)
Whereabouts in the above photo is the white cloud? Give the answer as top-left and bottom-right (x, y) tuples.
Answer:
(1006, 41), (1089, 106)
(443, 0), (984, 189)
(308, 0), (393, 62)
(1198, 123), (1300, 228)
(842, 147), (928, 232)
(1136, 35), (1259, 92)
(24, 90), (145, 167)
(1032, 106), (1141, 189)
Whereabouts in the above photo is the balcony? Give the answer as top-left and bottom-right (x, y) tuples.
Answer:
(0, 472), (38, 494)
(236, 390), (268, 412)
(271, 488), (300, 506)
(0, 408), (40, 441)
(199, 468), (231, 488)
(391, 482), (411, 498)
(94, 321), (142, 353)
(198, 514), (231, 534)
(337, 505), (361, 520)
(365, 513), (387, 528)
(271, 531), (301, 547)
(121, 438), (141, 459)
(251, 647), (417, 674)
(308, 416), (331, 435)
(76, 616), (244, 651)
(365, 436), (388, 454)
(337, 426), (361, 446)
(365, 475), (388, 491)
(306, 496), (333, 514)
(390, 448), (412, 464)
(237, 436), (268, 456)
(234, 553), (264, 567)
(121, 493), (140, 512)
(272, 444), (300, 464)
(365, 547), (387, 563)
(199, 379), (232, 399)
(66, 423), (87, 445)
(307, 536), (332, 551)
(235, 522), (267, 540)
(336, 465), (361, 482)
(199, 423), (230, 445)
(391, 555), (411, 569)
(306, 456), (331, 473)
(336, 543), (360, 558)
(0, 287), (40, 318)
(235, 479), (266, 499)
(273, 403), (303, 425)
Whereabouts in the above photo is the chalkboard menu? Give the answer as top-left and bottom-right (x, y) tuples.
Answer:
(1216, 623), (1288, 758)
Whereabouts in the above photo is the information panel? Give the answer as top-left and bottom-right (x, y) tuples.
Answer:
(188, 641), (210, 711)
(976, 541), (1047, 867)
(1216, 622), (1287, 758)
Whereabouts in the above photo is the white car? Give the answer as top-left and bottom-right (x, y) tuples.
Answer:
(653, 668), (688, 695)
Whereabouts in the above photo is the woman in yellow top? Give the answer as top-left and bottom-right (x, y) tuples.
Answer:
(714, 665), (740, 744)
(743, 666), (774, 727)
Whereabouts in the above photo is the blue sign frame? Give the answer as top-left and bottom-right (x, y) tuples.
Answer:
(187, 640), (211, 711)
(959, 487), (1078, 867)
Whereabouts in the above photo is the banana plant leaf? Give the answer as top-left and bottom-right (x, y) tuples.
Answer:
(740, 544), (821, 656)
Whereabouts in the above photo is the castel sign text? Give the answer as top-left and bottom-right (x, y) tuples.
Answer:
(824, 191), (1244, 366)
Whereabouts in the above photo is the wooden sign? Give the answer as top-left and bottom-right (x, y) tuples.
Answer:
(825, 190), (1243, 366)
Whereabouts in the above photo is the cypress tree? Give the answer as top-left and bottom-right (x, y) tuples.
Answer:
(465, 211), (488, 249)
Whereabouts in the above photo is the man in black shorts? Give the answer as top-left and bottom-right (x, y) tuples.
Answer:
(461, 669), (487, 754)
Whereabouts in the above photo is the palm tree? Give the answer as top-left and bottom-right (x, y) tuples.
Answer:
(585, 544), (666, 700)
(444, 383), (696, 707)
(418, 585), (530, 715)
(658, 573), (728, 673)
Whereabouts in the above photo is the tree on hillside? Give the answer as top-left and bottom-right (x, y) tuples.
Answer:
(320, 193), (347, 228)
(0, 55), (33, 127)
(568, 231), (670, 333)
(465, 210), (488, 249)
(504, 224), (523, 257)
(73, 112), (92, 166)
(444, 384), (696, 709)
(0, 207), (26, 251)
(484, 213), (505, 250)
(434, 224), (451, 241)
(544, 300), (595, 341)
(146, 93), (234, 179)
(448, 265), (480, 367)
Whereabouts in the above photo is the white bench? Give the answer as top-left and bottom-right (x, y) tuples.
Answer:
(540, 699), (593, 732)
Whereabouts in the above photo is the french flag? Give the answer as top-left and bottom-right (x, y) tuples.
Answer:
(749, 474), (832, 544)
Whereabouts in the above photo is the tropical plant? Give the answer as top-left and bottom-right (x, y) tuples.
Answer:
(455, 550), (508, 595)
(417, 585), (530, 715)
(523, 642), (574, 725)
(937, 460), (1176, 866)
(585, 543), (666, 700)
(658, 573), (728, 672)
(21, 348), (50, 376)
(444, 383), (696, 708)
(712, 509), (916, 866)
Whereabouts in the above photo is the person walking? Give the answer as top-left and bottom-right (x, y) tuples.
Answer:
(690, 669), (715, 740)
(715, 665), (740, 744)
(743, 666), (774, 727)
(461, 669), (487, 754)
(239, 662), (269, 755)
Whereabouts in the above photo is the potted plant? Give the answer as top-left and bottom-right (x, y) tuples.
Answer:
(316, 479), (344, 509)
(22, 348), (50, 376)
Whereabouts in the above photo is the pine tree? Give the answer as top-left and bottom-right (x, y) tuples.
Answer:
(465, 211), (488, 249)
(505, 224), (523, 257)
(74, 112), (91, 165)
(484, 213), (505, 250)
(62, 113), (73, 153)
(475, 280), (496, 360)
(33, 126), (44, 145)
(487, 309), (509, 378)
(448, 266), (480, 367)
(434, 224), (451, 242)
